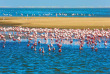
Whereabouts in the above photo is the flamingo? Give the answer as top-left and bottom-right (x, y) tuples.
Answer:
(3, 45), (5, 48)
(48, 47), (51, 51)
(31, 46), (34, 49)
(104, 41), (107, 46)
(42, 48), (45, 53)
(95, 48), (98, 52)
(27, 44), (30, 47)
(59, 47), (62, 52)
(39, 48), (41, 51)
(0, 26), (109, 53)
(53, 47), (55, 51)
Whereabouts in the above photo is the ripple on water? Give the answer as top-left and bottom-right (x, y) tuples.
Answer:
(0, 41), (110, 73)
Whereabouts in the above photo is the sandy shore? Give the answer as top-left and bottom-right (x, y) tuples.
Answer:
(0, 17), (110, 29)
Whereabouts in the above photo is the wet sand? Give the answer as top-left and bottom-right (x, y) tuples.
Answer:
(0, 17), (110, 29)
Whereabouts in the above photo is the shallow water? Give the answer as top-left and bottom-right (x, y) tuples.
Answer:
(0, 39), (110, 74)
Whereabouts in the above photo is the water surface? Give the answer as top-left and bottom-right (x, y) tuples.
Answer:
(0, 39), (110, 74)
(0, 8), (110, 17)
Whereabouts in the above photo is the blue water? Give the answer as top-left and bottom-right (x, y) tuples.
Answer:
(0, 8), (110, 73)
(0, 8), (110, 17)
(0, 39), (110, 74)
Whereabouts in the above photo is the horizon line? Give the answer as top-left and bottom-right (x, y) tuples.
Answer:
(0, 6), (110, 8)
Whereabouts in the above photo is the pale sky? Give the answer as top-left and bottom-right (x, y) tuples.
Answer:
(0, 0), (110, 7)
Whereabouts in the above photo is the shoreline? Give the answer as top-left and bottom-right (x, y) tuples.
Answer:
(0, 17), (110, 29)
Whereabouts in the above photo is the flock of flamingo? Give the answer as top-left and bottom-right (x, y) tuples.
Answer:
(0, 26), (110, 53)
